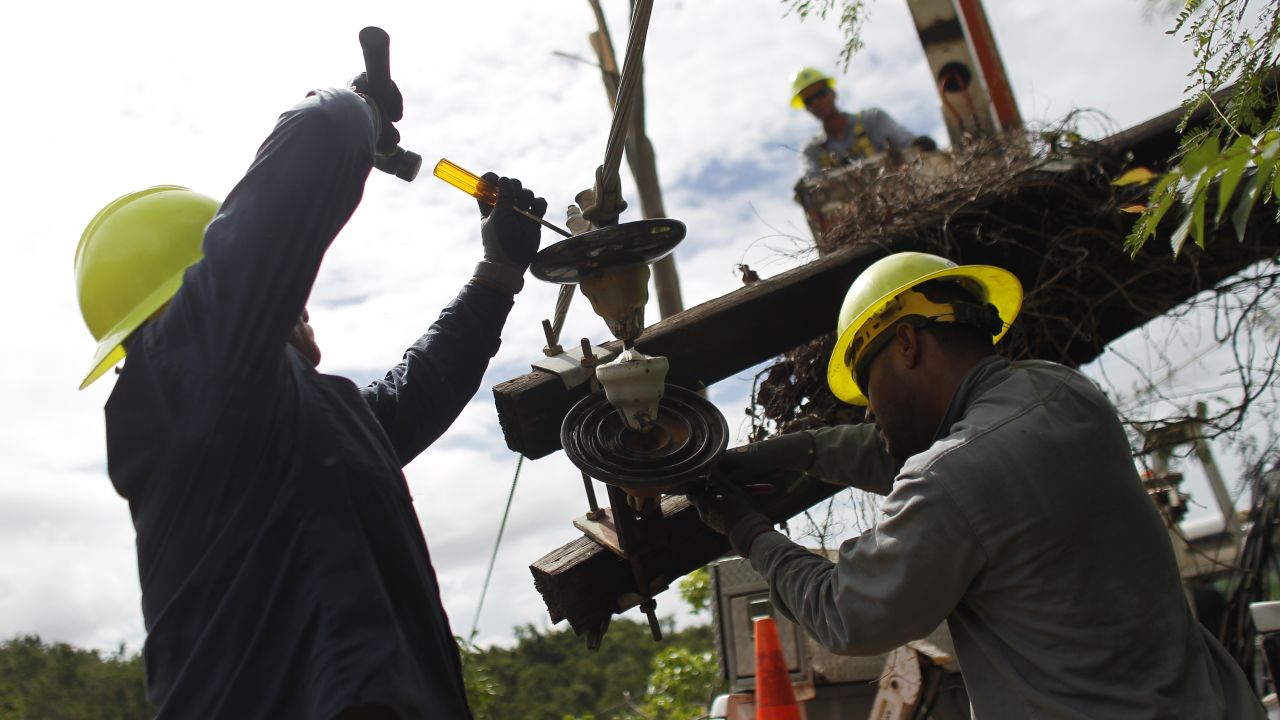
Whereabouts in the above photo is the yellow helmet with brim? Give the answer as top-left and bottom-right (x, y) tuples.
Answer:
(827, 252), (1023, 406)
(790, 67), (835, 109)
(75, 186), (220, 389)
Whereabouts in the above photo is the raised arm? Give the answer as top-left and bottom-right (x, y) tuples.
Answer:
(712, 425), (898, 495)
(166, 88), (377, 377)
(688, 445), (973, 654)
(748, 467), (983, 655)
(806, 424), (899, 495)
(862, 107), (918, 151)
(361, 175), (547, 465)
(687, 425), (899, 561)
(802, 137), (830, 177)
(361, 284), (513, 466)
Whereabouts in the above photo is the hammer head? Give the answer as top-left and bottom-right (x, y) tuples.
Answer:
(375, 147), (422, 182)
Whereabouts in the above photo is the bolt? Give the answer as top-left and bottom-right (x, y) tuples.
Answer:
(541, 319), (563, 357)
(640, 598), (662, 641)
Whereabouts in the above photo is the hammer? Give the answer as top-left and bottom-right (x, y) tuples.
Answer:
(359, 26), (422, 182)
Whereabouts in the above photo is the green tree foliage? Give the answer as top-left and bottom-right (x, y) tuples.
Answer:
(676, 568), (710, 614)
(783, 0), (870, 71)
(630, 647), (720, 720)
(458, 636), (501, 719)
(1, 620), (720, 720)
(1126, 0), (1280, 255)
(0, 635), (150, 720)
(459, 620), (719, 720)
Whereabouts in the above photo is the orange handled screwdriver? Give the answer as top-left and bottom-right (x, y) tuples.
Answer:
(433, 159), (572, 238)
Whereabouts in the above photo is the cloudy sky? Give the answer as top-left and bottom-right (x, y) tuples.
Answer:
(0, 0), (1220, 653)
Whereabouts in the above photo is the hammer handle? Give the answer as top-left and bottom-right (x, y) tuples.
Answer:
(357, 26), (420, 181)
(358, 27), (392, 88)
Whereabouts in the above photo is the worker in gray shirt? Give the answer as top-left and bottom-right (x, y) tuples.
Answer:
(791, 67), (937, 177)
(689, 252), (1264, 718)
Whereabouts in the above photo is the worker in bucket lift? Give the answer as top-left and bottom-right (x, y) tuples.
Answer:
(792, 67), (938, 177)
(73, 70), (546, 719)
(689, 252), (1264, 718)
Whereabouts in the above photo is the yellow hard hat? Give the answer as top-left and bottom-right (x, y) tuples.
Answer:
(74, 186), (220, 389)
(827, 252), (1022, 406)
(790, 67), (835, 109)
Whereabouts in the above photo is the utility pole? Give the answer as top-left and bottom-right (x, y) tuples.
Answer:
(585, 0), (685, 319)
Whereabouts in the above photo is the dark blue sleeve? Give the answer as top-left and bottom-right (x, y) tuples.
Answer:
(163, 88), (376, 377)
(361, 283), (516, 467)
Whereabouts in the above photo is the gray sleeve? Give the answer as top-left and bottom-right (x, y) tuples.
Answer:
(805, 425), (899, 495)
(801, 137), (827, 177)
(861, 107), (917, 151)
(747, 469), (984, 656)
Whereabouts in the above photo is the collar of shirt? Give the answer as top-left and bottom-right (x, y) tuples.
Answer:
(933, 355), (1009, 442)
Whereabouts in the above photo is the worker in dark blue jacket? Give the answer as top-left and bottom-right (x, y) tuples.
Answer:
(73, 75), (546, 719)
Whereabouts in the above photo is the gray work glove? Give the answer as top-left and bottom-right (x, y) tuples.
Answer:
(688, 475), (775, 556)
(471, 173), (547, 294)
(911, 135), (938, 152)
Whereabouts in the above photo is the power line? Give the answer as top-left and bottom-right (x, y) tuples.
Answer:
(470, 454), (524, 640)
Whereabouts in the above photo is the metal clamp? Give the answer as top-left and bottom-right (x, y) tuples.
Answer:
(531, 340), (617, 390)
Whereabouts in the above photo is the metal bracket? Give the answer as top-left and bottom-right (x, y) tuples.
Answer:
(531, 342), (617, 390)
(571, 485), (670, 641)
(573, 506), (625, 557)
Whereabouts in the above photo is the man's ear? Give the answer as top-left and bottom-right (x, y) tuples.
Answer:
(896, 322), (921, 369)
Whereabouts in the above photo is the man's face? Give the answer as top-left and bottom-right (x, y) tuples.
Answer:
(800, 81), (837, 121)
(289, 308), (321, 367)
(860, 331), (930, 461)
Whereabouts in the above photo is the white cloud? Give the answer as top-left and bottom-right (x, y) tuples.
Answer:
(0, 0), (1206, 654)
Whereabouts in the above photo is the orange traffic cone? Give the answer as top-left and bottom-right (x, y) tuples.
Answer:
(753, 617), (801, 720)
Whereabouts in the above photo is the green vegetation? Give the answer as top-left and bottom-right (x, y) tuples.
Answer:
(1, 567), (723, 720)
(783, 0), (871, 71)
(1126, 0), (1280, 255)
(632, 645), (719, 720)
(459, 564), (722, 719)
(0, 635), (150, 720)
(676, 567), (711, 614)
(461, 619), (721, 720)
(0, 621), (721, 720)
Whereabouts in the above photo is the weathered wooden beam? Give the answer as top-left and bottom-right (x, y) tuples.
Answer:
(494, 242), (904, 459)
(530, 471), (840, 636)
